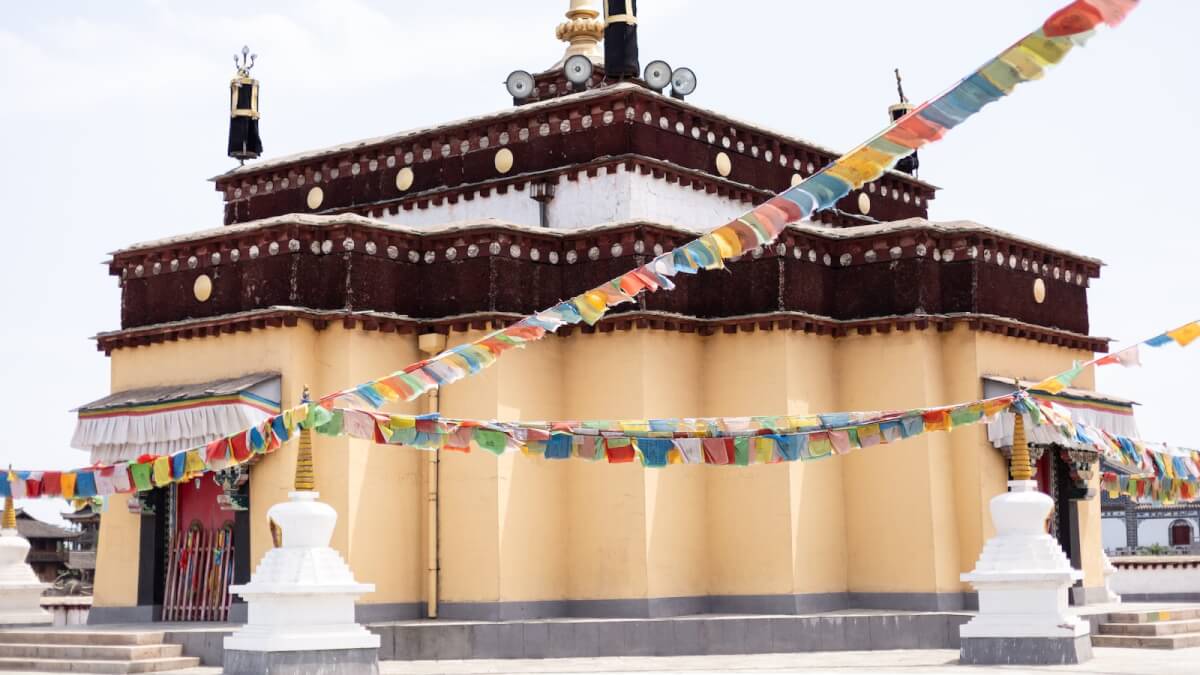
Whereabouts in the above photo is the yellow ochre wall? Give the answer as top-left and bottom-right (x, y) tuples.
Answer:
(93, 320), (1106, 614)
(94, 325), (424, 612)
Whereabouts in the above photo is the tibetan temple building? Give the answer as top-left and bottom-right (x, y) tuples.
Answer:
(82, 3), (1119, 624)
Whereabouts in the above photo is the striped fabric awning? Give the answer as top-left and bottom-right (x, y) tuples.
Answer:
(71, 372), (281, 464)
(982, 376), (1139, 450)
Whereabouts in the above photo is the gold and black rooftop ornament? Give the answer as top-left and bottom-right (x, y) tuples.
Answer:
(227, 46), (263, 164)
(603, 0), (639, 79)
(890, 69), (919, 176)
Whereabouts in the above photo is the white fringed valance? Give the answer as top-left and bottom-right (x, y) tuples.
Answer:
(981, 376), (1139, 450)
(71, 373), (280, 464)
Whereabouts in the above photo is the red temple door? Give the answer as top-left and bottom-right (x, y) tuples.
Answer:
(1035, 451), (1054, 534)
(162, 477), (236, 621)
(1170, 521), (1192, 547)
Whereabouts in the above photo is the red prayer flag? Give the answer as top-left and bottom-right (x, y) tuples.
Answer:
(230, 432), (252, 462)
(42, 472), (62, 496)
(206, 438), (230, 462)
(1043, 0), (1103, 37)
(606, 443), (636, 464)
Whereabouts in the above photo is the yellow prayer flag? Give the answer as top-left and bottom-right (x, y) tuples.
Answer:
(754, 438), (773, 464)
(711, 226), (743, 259)
(998, 46), (1047, 80)
(390, 416), (416, 429)
(61, 473), (77, 500)
(1168, 322), (1200, 347)
(790, 416), (822, 430)
(185, 451), (206, 476)
(1034, 378), (1067, 394)
(152, 456), (172, 487)
(983, 399), (1011, 418)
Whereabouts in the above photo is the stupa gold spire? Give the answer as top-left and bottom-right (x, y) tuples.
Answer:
(1010, 410), (1033, 481)
(2, 468), (16, 531)
(295, 386), (315, 492)
(555, 0), (604, 65)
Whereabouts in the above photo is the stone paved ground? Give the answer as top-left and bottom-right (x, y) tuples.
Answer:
(376, 647), (1200, 674)
(6, 646), (1186, 674)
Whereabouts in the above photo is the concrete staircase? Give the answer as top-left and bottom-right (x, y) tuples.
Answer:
(1093, 608), (1200, 649)
(0, 630), (199, 673)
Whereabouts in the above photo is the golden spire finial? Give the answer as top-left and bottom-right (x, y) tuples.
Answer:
(3, 467), (16, 531)
(555, 0), (604, 66)
(1, 498), (13, 532)
(1010, 411), (1033, 481)
(294, 386), (315, 492)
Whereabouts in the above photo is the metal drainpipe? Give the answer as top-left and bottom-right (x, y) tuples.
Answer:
(417, 333), (447, 619)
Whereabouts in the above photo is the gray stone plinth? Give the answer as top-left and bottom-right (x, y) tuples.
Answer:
(223, 648), (379, 675)
(959, 635), (1092, 665)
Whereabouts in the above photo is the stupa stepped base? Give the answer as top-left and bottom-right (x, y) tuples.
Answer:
(0, 587), (52, 627)
(0, 531), (50, 627)
(224, 647), (378, 675)
(960, 635), (1092, 665)
(959, 480), (1090, 665)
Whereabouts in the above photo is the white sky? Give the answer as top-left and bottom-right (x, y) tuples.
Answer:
(1, 1), (1196, 523)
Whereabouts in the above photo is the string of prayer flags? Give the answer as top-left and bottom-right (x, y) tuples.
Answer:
(1034, 318), (1200, 392)
(1096, 346), (1141, 368)
(1023, 395), (1200, 505)
(6, 389), (1028, 501)
(319, 0), (1141, 412)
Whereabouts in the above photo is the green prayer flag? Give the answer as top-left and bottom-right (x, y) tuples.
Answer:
(307, 404), (335, 431)
(318, 409), (344, 437)
(950, 405), (983, 427)
(846, 428), (861, 449)
(734, 437), (750, 466)
(810, 435), (832, 458)
(129, 463), (153, 492)
(474, 429), (508, 455)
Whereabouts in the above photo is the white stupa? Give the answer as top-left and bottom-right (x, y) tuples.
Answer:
(0, 495), (51, 626)
(223, 398), (379, 674)
(959, 413), (1091, 665)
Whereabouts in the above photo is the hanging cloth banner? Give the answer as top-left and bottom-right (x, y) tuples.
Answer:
(321, 0), (1143, 410)
(4, 391), (1023, 500)
(1004, 395), (1200, 506)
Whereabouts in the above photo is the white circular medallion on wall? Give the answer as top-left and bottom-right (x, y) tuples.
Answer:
(791, 174), (803, 187)
(857, 192), (871, 215)
(395, 167), (414, 192)
(1033, 277), (1047, 304)
(306, 187), (324, 210)
(193, 274), (213, 303)
(494, 148), (514, 174)
(715, 152), (732, 177)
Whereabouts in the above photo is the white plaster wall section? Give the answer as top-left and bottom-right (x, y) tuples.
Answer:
(544, 168), (747, 230)
(1110, 564), (1200, 596)
(377, 166), (751, 232)
(378, 189), (541, 228)
(545, 171), (626, 228)
(1100, 517), (1127, 551)
(1135, 518), (1175, 548)
(625, 170), (747, 231)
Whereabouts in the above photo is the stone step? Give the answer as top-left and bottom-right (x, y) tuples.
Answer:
(0, 632), (166, 647)
(1091, 632), (1200, 650)
(1105, 608), (1200, 624)
(0, 656), (200, 673)
(1098, 618), (1200, 636)
(0, 643), (184, 660)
